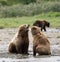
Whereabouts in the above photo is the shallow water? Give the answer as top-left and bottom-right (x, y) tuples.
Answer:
(0, 28), (60, 62)
(0, 56), (60, 62)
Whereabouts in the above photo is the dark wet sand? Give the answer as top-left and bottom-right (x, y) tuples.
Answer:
(0, 28), (60, 62)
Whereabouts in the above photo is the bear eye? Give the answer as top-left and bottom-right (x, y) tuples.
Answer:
(20, 29), (22, 32)
(32, 27), (36, 30)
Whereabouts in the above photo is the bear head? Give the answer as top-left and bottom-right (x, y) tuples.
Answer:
(31, 26), (41, 35)
(18, 24), (30, 37)
(43, 20), (50, 27)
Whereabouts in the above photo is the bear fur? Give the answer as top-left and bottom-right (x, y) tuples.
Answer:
(31, 26), (51, 56)
(33, 20), (50, 31)
(8, 24), (29, 54)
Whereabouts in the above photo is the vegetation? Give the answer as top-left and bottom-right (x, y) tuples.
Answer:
(0, 0), (36, 5)
(0, 12), (60, 28)
(0, 0), (60, 28)
(0, 2), (60, 18)
(0, 0), (60, 5)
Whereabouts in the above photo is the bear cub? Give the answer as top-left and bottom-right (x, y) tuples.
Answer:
(33, 20), (50, 31)
(31, 26), (51, 56)
(8, 24), (29, 54)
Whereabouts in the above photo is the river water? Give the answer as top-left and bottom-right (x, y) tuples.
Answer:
(0, 28), (60, 62)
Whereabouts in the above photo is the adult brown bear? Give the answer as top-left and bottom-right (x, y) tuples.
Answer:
(33, 20), (50, 31)
(8, 24), (29, 54)
(31, 26), (51, 56)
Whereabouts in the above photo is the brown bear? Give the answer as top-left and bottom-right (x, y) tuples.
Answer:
(8, 24), (29, 54)
(31, 26), (51, 56)
(33, 20), (50, 31)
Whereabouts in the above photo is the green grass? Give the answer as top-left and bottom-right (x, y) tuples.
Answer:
(0, 12), (60, 28)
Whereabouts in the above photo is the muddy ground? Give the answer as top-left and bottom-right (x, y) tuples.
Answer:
(0, 28), (60, 62)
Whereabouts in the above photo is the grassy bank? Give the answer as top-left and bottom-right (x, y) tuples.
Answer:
(0, 2), (60, 18)
(0, 12), (60, 28)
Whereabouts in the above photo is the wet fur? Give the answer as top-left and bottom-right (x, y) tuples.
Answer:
(8, 24), (29, 54)
(31, 26), (51, 56)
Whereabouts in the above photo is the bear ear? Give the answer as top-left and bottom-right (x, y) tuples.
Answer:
(18, 24), (26, 29)
(32, 26), (41, 31)
(31, 26), (37, 30)
(27, 24), (30, 28)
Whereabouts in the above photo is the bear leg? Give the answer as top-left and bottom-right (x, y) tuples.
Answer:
(44, 27), (46, 31)
(36, 45), (50, 55)
(33, 46), (36, 56)
(8, 43), (17, 53)
(22, 44), (29, 54)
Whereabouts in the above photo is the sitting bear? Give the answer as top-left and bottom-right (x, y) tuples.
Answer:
(31, 26), (51, 56)
(33, 20), (50, 31)
(8, 24), (29, 54)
